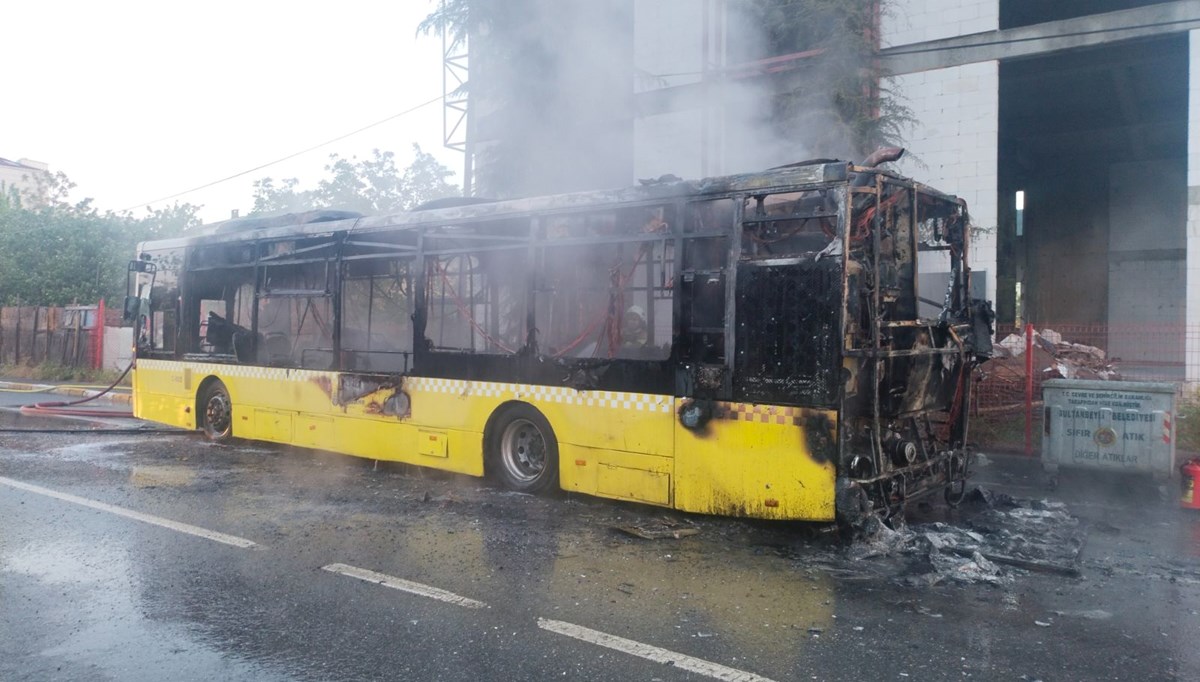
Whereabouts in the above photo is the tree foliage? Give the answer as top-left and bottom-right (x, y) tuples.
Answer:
(737, 0), (912, 160)
(250, 145), (458, 216)
(0, 174), (200, 306)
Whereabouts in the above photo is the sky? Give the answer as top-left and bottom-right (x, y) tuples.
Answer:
(2, 0), (462, 224)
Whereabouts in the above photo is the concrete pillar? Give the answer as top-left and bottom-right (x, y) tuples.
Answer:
(1187, 29), (1200, 382)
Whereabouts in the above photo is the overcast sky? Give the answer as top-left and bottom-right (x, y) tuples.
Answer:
(2, 0), (460, 224)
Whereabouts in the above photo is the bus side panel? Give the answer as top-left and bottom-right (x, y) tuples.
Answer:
(534, 391), (675, 458)
(402, 379), (676, 458)
(131, 363), (196, 429)
(672, 401), (837, 521)
(559, 445), (673, 506)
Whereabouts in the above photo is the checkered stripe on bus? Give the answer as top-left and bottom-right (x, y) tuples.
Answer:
(137, 359), (337, 383)
(713, 402), (811, 426)
(136, 361), (672, 414)
(404, 377), (673, 413)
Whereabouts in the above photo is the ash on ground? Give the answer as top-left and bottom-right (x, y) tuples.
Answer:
(832, 488), (1086, 587)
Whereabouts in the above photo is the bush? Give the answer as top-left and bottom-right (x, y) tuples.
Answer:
(0, 362), (128, 386)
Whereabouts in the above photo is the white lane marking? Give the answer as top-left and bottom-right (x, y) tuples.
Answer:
(0, 476), (258, 549)
(537, 618), (777, 682)
(321, 563), (488, 609)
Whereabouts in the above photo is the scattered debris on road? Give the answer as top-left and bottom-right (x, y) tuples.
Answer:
(840, 487), (1086, 586)
(616, 518), (700, 540)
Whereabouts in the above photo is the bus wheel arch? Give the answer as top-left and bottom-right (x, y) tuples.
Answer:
(197, 377), (234, 443)
(484, 401), (559, 494)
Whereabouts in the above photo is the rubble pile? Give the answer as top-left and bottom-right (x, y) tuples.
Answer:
(989, 328), (1119, 381)
(972, 328), (1119, 417)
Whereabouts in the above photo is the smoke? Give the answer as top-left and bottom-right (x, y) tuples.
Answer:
(468, 0), (636, 197)
(462, 0), (889, 197)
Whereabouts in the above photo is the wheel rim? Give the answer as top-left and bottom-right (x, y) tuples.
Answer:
(206, 391), (232, 437)
(500, 418), (547, 483)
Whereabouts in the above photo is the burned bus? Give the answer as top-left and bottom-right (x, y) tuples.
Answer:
(125, 156), (992, 525)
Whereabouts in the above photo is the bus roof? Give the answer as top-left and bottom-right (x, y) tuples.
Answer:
(137, 160), (959, 252)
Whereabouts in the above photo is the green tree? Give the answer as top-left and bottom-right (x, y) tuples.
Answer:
(250, 145), (458, 216)
(0, 176), (200, 306)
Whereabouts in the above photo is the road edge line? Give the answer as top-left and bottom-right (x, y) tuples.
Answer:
(537, 617), (777, 682)
(322, 563), (488, 609)
(0, 476), (259, 549)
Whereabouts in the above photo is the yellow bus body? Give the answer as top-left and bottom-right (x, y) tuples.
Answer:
(134, 359), (836, 521)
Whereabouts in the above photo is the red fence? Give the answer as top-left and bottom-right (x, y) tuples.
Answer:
(0, 302), (106, 369)
(972, 322), (1196, 454)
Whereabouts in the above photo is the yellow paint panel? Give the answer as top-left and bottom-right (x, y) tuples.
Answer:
(673, 405), (837, 521)
(254, 409), (294, 443)
(132, 360), (838, 521)
(295, 415), (335, 450)
(417, 430), (449, 458)
(560, 446), (673, 507)
(597, 464), (671, 505)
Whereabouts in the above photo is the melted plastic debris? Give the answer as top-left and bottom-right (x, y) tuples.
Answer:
(841, 487), (1085, 586)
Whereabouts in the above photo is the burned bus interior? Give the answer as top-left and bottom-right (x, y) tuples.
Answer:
(131, 160), (992, 520)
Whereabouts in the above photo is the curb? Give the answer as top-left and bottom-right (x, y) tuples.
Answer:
(0, 381), (133, 405)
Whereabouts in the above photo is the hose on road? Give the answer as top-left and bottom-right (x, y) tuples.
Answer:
(18, 362), (135, 419)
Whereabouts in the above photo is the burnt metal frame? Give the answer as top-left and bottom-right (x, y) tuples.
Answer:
(138, 160), (984, 516)
(835, 171), (978, 513)
(149, 165), (867, 388)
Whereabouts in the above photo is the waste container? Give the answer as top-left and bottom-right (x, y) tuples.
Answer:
(1042, 379), (1177, 480)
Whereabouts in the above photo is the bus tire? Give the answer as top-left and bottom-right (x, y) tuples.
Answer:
(200, 380), (234, 443)
(488, 404), (559, 494)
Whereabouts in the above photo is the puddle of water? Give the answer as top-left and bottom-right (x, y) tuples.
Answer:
(53, 439), (146, 462)
(2, 536), (291, 681)
(130, 466), (197, 488)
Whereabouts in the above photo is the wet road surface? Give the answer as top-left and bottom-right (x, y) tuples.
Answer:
(2, 398), (1199, 681)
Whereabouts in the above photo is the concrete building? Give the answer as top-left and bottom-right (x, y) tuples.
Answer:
(455, 0), (1200, 379)
(876, 0), (1198, 381)
(0, 157), (48, 203)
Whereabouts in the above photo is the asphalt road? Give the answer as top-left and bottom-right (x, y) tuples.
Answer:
(2, 392), (1199, 681)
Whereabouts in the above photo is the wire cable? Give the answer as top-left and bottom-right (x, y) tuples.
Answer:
(119, 94), (445, 212)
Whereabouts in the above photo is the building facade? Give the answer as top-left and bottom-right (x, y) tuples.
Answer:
(458, 0), (1200, 379)
(0, 157), (48, 203)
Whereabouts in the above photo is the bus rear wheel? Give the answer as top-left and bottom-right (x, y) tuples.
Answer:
(488, 404), (558, 494)
(200, 381), (234, 443)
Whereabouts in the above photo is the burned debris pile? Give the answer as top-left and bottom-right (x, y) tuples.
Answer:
(842, 488), (1086, 586)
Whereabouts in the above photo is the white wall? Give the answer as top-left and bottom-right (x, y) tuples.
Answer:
(633, 0), (709, 180)
(103, 327), (132, 372)
(881, 0), (998, 48)
(1186, 29), (1200, 381)
(885, 60), (999, 305)
(633, 0), (704, 94)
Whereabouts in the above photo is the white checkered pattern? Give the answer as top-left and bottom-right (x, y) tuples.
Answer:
(137, 359), (337, 384)
(405, 377), (672, 413)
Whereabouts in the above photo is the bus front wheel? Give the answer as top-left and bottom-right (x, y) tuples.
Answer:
(200, 381), (234, 443)
(488, 404), (559, 494)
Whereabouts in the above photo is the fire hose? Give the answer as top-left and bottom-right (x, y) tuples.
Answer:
(17, 361), (135, 418)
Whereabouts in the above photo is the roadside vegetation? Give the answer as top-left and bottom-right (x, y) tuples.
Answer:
(0, 148), (459, 381)
(1177, 394), (1200, 456)
(0, 363), (127, 386)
